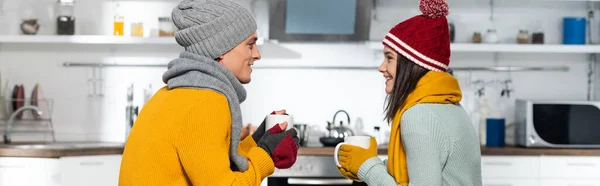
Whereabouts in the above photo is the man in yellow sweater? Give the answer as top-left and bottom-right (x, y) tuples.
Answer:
(118, 0), (300, 185)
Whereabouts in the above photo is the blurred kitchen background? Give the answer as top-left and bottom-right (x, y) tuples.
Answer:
(1, 0), (600, 185)
(0, 0), (596, 143)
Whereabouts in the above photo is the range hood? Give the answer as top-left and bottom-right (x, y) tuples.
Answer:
(267, 0), (374, 42)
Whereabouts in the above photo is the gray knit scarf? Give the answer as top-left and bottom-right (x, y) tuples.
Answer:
(162, 51), (249, 172)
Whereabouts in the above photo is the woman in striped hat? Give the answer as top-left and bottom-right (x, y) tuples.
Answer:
(335, 0), (482, 185)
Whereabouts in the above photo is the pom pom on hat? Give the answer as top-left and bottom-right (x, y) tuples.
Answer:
(382, 0), (451, 72)
(419, 0), (449, 18)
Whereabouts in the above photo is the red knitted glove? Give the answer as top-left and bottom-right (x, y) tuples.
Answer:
(257, 124), (299, 169)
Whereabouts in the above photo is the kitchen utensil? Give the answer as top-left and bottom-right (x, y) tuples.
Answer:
(320, 110), (355, 146)
(125, 83), (138, 140)
(14, 85), (24, 119)
(319, 136), (344, 147)
(31, 83), (38, 118)
(325, 120), (354, 139)
(334, 136), (371, 167)
(11, 85), (17, 114)
(30, 83), (45, 120)
(143, 84), (152, 105)
(293, 124), (309, 147)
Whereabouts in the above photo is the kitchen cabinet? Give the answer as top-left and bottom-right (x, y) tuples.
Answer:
(0, 157), (60, 186)
(540, 156), (600, 179)
(481, 156), (540, 186)
(482, 155), (600, 186)
(481, 156), (539, 179)
(60, 155), (122, 186)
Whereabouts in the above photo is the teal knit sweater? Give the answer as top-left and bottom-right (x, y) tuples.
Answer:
(358, 104), (482, 186)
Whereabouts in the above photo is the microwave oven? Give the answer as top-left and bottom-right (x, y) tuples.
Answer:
(516, 99), (600, 148)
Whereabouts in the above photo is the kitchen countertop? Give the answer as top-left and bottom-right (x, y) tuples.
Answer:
(480, 146), (600, 156)
(299, 145), (600, 156)
(4, 143), (600, 158)
(0, 142), (124, 158)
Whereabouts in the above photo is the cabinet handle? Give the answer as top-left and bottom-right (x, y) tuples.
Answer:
(484, 184), (512, 186)
(568, 185), (594, 186)
(80, 162), (104, 166)
(288, 178), (353, 185)
(567, 163), (596, 167)
(483, 161), (512, 166)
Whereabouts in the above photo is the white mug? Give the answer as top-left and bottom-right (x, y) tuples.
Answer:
(334, 136), (371, 167)
(265, 114), (294, 132)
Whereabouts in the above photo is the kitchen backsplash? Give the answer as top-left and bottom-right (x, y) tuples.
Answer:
(0, 0), (595, 142)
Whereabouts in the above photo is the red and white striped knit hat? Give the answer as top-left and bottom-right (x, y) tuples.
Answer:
(382, 0), (451, 72)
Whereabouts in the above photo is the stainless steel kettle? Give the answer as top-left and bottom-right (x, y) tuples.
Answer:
(325, 110), (354, 139)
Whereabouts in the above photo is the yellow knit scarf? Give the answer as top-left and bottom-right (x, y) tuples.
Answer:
(387, 71), (462, 185)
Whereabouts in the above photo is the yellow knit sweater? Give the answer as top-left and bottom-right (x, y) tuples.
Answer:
(119, 87), (274, 186)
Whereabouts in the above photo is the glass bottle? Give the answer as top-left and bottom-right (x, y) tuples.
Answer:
(56, 0), (75, 35)
(113, 3), (124, 36)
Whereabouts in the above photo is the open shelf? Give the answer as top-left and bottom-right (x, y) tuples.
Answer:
(3, 35), (598, 55)
(451, 43), (600, 53)
(368, 42), (600, 53)
(0, 35), (177, 45)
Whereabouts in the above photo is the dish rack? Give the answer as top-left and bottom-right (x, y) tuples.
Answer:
(0, 97), (56, 143)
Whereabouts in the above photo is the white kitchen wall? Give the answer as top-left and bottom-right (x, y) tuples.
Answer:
(0, 0), (596, 142)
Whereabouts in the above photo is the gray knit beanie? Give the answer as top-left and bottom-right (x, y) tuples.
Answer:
(172, 0), (257, 59)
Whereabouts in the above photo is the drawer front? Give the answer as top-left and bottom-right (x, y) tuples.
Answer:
(60, 155), (122, 186)
(482, 156), (540, 178)
(483, 178), (539, 186)
(540, 179), (600, 186)
(540, 156), (600, 179)
(0, 157), (60, 186)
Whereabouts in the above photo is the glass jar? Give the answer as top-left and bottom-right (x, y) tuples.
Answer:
(131, 22), (144, 37)
(517, 30), (529, 44)
(472, 32), (482, 43)
(532, 32), (544, 44)
(113, 3), (124, 36)
(158, 17), (175, 37)
(56, 0), (75, 35)
(485, 29), (498, 44)
(531, 22), (545, 44)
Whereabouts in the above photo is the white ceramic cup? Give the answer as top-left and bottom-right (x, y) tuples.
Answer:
(265, 114), (294, 131)
(334, 136), (371, 167)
